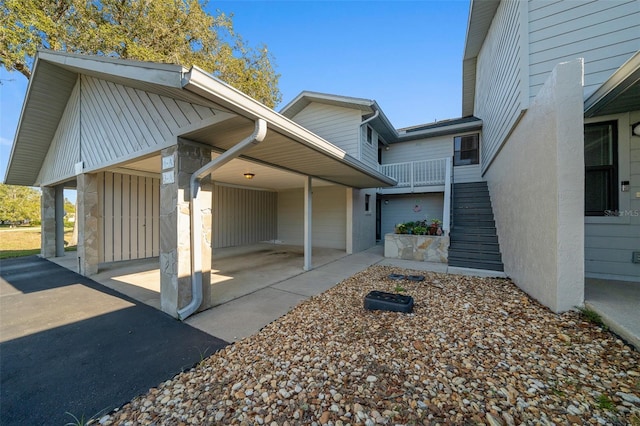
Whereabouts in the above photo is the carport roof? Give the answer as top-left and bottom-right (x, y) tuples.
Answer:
(4, 50), (395, 189)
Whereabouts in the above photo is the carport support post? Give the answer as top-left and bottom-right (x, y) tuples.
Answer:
(303, 176), (312, 271)
(77, 173), (99, 275)
(40, 186), (56, 258)
(160, 142), (213, 318)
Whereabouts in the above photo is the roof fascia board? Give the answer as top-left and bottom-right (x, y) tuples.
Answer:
(38, 50), (185, 88)
(182, 67), (396, 187)
(584, 51), (640, 118)
(397, 120), (483, 142)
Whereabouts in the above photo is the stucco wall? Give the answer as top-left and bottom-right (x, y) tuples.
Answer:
(484, 59), (585, 313)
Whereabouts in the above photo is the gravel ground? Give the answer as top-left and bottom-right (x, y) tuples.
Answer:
(100, 266), (640, 426)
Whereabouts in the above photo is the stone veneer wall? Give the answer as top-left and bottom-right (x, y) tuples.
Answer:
(384, 233), (449, 263)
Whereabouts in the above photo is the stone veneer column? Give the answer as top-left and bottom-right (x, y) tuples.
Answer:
(40, 186), (56, 258)
(160, 142), (212, 318)
(77, 173), (99, 276)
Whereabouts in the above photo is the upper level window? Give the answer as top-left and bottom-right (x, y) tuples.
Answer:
(366, 126), (373, 144)
(585, 121), (618, 216)
(454, 134), (479, 166)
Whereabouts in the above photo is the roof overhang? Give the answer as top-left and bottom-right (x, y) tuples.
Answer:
(4, 51), (395, 189)
(584, 51), (640, 118)
(397, 116), (483, 141)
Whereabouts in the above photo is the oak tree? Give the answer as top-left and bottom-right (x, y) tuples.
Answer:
(0, 0), (281, 107)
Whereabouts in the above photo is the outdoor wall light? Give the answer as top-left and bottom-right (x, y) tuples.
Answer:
(243, 173), (255, 179)
(632, 121), (640, 137)
(621, 180), (630, 192)
(384, 200), (389, 205)
(384, 146), (390, 151)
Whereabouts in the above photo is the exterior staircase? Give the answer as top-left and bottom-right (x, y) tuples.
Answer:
(448, 181), (504, 271)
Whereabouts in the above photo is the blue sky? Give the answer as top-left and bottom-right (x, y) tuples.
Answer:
(0, 0), (470, 181)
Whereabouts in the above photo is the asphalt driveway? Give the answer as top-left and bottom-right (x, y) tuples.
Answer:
(0, 256), (228, 426)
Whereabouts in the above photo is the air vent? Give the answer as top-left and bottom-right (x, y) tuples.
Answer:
(632, 251), (640, 264)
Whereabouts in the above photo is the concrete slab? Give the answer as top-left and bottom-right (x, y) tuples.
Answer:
(186, 287), (306, 342)
(0, 256), (227, 426)
(585, 278), (640, 350)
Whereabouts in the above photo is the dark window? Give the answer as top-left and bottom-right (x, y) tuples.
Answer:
(365, 194), (371, 212)
(454, 134), (479, 166)
(585, 121), (618, 216)
(366, 126), (373, 144)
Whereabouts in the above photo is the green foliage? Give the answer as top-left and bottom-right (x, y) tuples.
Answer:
(0, 0), (281, 107)
(394, 284), (405, 293)
(596, 393), (614, 411)
(576, 306), (608, 330)
(0, 184), (40, 224)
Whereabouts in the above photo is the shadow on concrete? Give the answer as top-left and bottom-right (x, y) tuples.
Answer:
(0, 256), (228, 426)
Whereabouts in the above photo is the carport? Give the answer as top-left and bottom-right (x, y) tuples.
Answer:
(4, 50), (395, 319)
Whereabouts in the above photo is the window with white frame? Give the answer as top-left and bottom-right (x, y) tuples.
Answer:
(365, 194), (371, 212)
(366, 126), (373, 144)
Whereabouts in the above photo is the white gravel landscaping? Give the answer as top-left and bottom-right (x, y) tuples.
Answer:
(101, 266), (640, 425)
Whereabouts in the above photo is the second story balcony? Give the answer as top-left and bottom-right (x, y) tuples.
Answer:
(379, 157), (450, 194)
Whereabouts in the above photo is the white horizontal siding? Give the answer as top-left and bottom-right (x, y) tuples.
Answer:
(474, 0), (523, 172)
(585, 110), (640, 281)
(379, 194), (444, 237)
(360, 126), (379, 169)
(38, 81), (81, 185)
(453, 165), (482, 183)
(212, 184), (277, 249)
(289, 103), (362, 158)
(277, 185), (347, 249)
(383, 136), (452, 164)
(528, 0), (640, 99)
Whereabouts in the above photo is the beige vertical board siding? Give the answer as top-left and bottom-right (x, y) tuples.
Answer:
(474, 0), (523, 172)
(98, 172), (160, 262)
(528, 0), (640, 100)
(129, 175), (139, 259)
(145, 178), (153, 258)
(137, 177), (146, 258)
(289, 103), (362, 158)
(212, 184), (277, 248)
(277, 186), (347, 249)
(38, 76), (222, 186)
(113, 173), (122, 261)
(103, 172), (114, 263)
(152, 178), (160, 257)
(121, 174), (131, 261)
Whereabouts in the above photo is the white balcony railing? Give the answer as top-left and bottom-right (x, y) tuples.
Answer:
(380, 158), (447, 188)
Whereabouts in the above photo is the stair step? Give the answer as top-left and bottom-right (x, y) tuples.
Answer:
(448, 258), (504, 271)
(450, 226), (497, 235)
(453, 207), (494, 213)
(448, 249), (503, 262)
(453, 202), (493, 209)
(453, 182), (488, 189)
(449, 234), (499, 244)
(453, 213), (495, 221)
(453, 190), (490, 197)
(449, 241), (501, 252)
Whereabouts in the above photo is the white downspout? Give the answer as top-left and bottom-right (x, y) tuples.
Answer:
(178, 119), (267, 320)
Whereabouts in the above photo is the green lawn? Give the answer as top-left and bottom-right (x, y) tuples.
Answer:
(0, 227), (76, 259)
